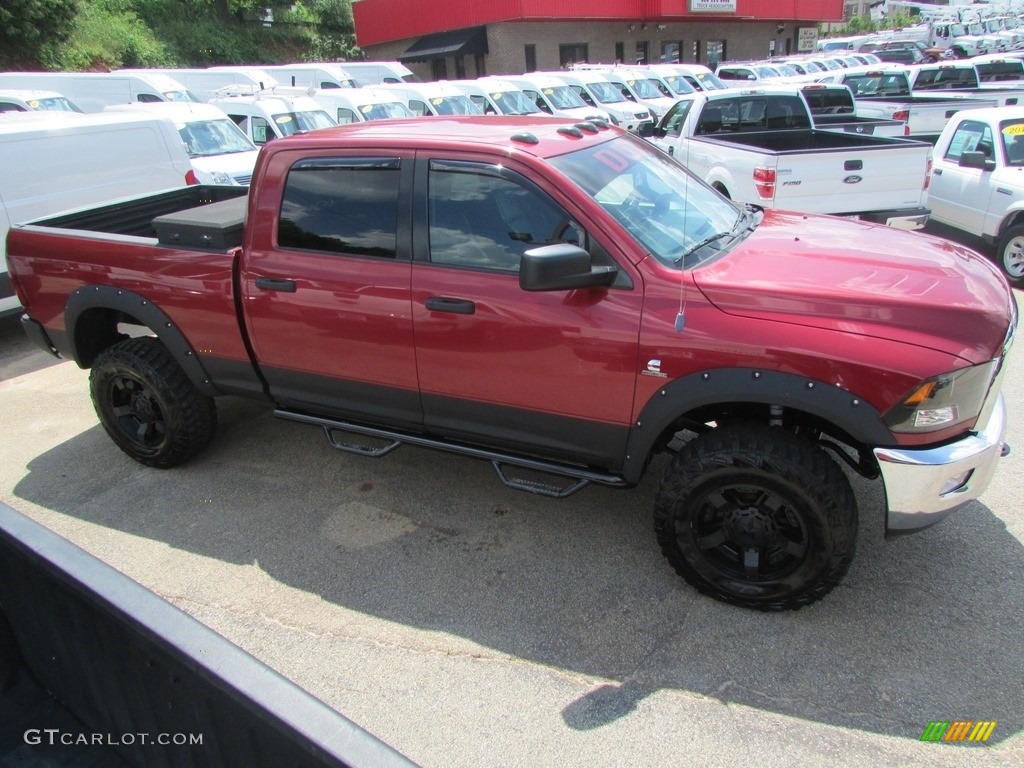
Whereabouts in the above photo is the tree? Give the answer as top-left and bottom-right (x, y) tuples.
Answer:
(0, 0), (78, 67)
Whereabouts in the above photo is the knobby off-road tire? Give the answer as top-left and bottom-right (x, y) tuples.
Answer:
(653, 423), (857, 611)
(995, 225), (1024, 287)
(89, 337), (217, 468)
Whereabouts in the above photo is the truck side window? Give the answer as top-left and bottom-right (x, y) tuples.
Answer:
(428, 165), (583, 273)
(252, 117), (271, 145)
(944, 120), (993, 161)
(278, 157), (401, 258)
(661, 101), (692, 138)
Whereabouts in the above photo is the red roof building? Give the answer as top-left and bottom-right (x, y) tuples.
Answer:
(353, 0), (844, 79)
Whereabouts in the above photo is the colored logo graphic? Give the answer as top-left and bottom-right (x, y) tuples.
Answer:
(920, 721), (997, 742)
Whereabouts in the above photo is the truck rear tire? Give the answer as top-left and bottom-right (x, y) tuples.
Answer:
(653, 423), (857, 610)
(996, 225), (1024, 286)
(90, 337), (217, 468)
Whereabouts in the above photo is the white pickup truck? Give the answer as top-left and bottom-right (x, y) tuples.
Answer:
(927, 105), (1024, 285)
(909, 58), (1024, 108)
(833, 68), (998, 142)
(640, 86), (933, 229)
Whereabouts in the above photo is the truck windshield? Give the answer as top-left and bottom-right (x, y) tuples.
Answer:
(627, 78), (663, 99)
(660, 74), (696, 95)
(27, 96), (82, 112)
(177, 118), (256, 157)
(272, 109), (336, 136)
(1001, 119), (1024, 165)
(688, 71), (728, 90)
(360, 101), (415, 121)
(549, 134), (746, 268)
(164, 89), (201, 103)
(542, 86), (588, 109)
(430, 95), (483, 115)
(488, 90), (541, 114)
(587, 81), (630, 105)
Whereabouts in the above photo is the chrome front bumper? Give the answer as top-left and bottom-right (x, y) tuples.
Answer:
(875, 393), (1008, 534)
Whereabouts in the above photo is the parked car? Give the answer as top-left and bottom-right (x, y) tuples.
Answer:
(927, 105), (1024, 284)
(7, 117), (1015, 612)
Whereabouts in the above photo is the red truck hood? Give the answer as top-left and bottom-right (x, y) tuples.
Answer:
(692, 210), (1013, 364)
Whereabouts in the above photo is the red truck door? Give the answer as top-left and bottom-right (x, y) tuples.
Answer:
(409, 156), (643, 467)
(240, 151), (423, 427)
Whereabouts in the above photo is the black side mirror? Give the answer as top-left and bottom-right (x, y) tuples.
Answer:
(637, 122), (657, 138)
(959, 150), (996, 171)
(519, 244), (618, 292)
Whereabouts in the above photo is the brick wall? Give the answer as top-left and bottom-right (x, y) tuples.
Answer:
(363, 20), (804, 81)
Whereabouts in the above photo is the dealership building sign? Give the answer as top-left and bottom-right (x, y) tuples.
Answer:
(689, 0), (737, 12)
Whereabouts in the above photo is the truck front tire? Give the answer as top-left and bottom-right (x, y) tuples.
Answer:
(996, 225), (1024, 286)
(653, 423), (857, 610)
(90, 337), (217, 468)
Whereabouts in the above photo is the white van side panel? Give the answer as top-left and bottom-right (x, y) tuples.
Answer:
(0, 117), (193, 315)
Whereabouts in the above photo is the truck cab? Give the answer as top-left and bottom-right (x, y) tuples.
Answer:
(928, 105), (1024, 284)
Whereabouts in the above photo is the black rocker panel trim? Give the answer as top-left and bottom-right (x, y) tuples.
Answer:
(198, 356), (271, 401)
(64, 285), (221, 397)
(262, 366), (425, 433)
(621, 367), (891, 483)
(420, 393), (629, 470)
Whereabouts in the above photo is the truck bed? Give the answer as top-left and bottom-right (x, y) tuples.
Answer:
(33, 185), (247, 243)
(696, 128), (920, 154)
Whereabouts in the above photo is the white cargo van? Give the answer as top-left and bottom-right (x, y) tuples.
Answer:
(449, 78), (545, 115)
(0, 72), (197, 112)
(103, 102), (260, 186)
(207, 92), (336, 145)
(591, 67), (676, 120)
(534, 71), (653, 131)
(336, 62), (420, 86)
(260, 64), (357, 90)
(499, 74), (612, 123)
(280, 87), (414, 123)
(118, 68), (280, 102)
(0, 111), (196, 316)
(373, 82), (482, 116)
(0, 89), (82, 114)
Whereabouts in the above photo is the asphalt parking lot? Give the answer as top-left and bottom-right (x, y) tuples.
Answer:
(0, 230), (1022, 767)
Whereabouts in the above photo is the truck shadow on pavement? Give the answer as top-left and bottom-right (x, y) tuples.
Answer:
(12, 395), (1024, 746)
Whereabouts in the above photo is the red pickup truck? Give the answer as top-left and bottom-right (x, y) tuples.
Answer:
(7, 116), (1017, 611)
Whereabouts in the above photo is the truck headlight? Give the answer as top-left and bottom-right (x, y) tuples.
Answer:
(882, 361), (998, 434)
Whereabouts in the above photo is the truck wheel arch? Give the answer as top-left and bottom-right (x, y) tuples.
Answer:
(622, 368), (890, 484)
(64, 285), (219, 397)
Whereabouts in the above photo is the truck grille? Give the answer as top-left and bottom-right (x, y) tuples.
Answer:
(234, 174), (253, 186)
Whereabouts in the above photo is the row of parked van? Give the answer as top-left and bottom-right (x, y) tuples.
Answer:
(0, 61), (726, 316)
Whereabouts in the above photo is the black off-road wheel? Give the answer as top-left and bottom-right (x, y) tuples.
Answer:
(653, 423), (857, 611)
(89, 337), (217, 468)
(995, 225), (1024, 287)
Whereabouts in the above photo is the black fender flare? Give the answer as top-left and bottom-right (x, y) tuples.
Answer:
(64, 285), (219, 397)
(621, 367), (892, 483)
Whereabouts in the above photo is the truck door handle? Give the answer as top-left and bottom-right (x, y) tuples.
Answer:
(934, 168), (942, 176)
(425, 296), (476, 314)
(255, 277), (297, 293)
